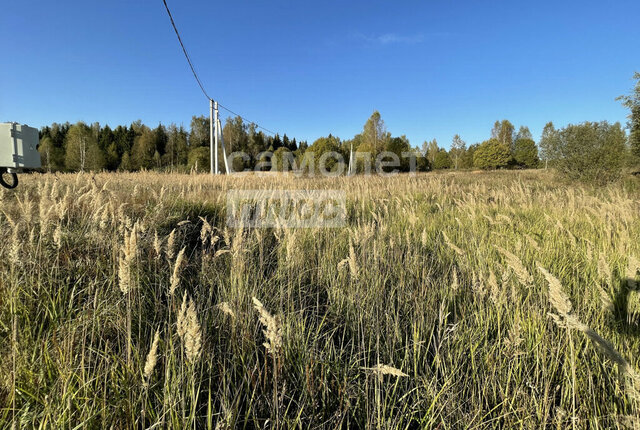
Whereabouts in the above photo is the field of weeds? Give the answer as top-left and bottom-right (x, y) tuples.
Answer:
(1, 170), (640, 428)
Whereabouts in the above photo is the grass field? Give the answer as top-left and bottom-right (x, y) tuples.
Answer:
(1, 170), (640, 428)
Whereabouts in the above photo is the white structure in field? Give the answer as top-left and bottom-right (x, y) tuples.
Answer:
(0, 122), (41, 170)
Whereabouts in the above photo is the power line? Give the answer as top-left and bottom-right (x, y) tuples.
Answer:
(162, 0), (210, 100)
(218, 103), (278, 136)
(161, 0), (279, 137)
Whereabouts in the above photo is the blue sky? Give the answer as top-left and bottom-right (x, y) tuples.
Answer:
(1, 0), (638, 149)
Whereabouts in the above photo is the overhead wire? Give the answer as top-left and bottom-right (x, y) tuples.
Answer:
(218, 103), (278, 136)
(162, 0), (210, 101)
(161, 0), (279, 136)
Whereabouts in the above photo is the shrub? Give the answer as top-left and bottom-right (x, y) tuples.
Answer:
(473, 139), (511, 170)
(272, 147), (292, 171)
(187, 147), (210, 172)
(433, 149), (452, 170)
(513, 138), (539, 168)
(555, 121), (626, 184)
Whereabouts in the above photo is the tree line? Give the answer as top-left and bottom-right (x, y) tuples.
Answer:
(38, 117), (307, 173)
(37, 73), (640, 184)
(35, 113), (549, 174)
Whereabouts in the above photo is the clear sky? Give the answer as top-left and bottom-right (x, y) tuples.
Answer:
(1, 0), (638, 149)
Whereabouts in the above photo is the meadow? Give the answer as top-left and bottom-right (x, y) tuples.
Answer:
(1, 170), (639, 428)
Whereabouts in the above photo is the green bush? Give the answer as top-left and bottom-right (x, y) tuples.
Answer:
(473, 139), (511, 170)
(272, 147), (292, 171)
(187, 146), (210, 172)
(513, 138), (539, 168)
(555, 121), (626, 184)
(433, 149), (452, 169)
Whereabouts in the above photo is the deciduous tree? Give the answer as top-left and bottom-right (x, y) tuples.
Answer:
(433, 149), (452, 169)
(223, 116), (248, 154)
(65, 122), (104, 171)
(362, 111), (389, 155)
(189, 116), (209, 148)
(187, 147), (210, 172)
(515, 126), (533, 141)
(450, 134), (466, 169)
(38, 136), (64, 172)
(131, 128), (156, 170)
(423, 139), (439, 166)
(491, 120), (515, 151)
(617, 72), (640, 165)
(555, 121), (627, 184)
(539, 122), (560, 169)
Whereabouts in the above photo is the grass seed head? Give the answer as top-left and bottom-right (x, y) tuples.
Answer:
(9, 225), (21, 265)
(538, 265), (572, 317)
(348, 239), (358, 279)
(366, 364), (408, 378)
(498, 246), (533, 286)
(169, 247), (186, 296)
(166, 229), (176, 260)
(153, 230), (162, 258)
(118, 254), (130, 295)
(183, 300), (202, 362)
(488, 269), (501, 304)
(143, 329), (161, 387)
(118, 226), (138, 295)
(443, 231), (464, 256)
(199, 216), (212, 245)
(217, 302), (235, 319)
(177, 292), (188, 339)
(598, 254), (611, 283)
(252, 297), (282, 355)
(421, 228), (428, 247)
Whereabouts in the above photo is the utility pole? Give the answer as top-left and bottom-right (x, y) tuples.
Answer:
(209, 99), (228, 175)
(216, 117), (230, 174)
(214, 101), (219, 174)
(209, 99), (215, 175)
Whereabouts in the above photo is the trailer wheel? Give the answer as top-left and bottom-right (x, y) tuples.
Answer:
(0, 168), (18, 189)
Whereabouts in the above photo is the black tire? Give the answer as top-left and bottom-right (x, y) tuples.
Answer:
(0, 168), (18, 189)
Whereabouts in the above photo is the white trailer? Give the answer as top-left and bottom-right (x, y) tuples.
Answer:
(0, 122), (41, 188)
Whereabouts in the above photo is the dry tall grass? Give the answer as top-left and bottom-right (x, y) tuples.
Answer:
(1, 170), (639, 428)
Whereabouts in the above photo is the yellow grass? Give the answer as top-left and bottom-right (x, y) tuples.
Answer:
(1, 169), (639, 428)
